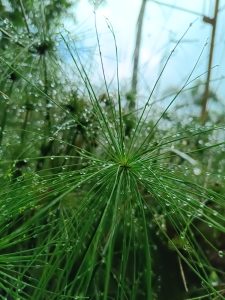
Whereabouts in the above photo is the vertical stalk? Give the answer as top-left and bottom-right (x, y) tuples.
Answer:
(0, 103), (8, 145)
(43, 55), (51, 133)
(130, 0), (147, 110)
(0, 82), (14, 145)
(20, 105), (30, 143)
(200, 0), (220, 123)
(19, 0), (30, 35)
(36, 53), (53, 171)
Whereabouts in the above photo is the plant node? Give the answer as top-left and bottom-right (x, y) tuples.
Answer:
(34, 40), (53, 56)
(119, 157), (131, 170)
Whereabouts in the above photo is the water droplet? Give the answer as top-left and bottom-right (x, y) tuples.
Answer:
(0, 90), (9, 100)
(218, 250), (224, 258)
(193, 167), (201, 175)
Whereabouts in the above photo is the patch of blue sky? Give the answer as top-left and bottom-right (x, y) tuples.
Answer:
(62, 0), (225, 114)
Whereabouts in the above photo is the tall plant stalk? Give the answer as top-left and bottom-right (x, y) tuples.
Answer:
(130, 0), (147, 110)
(0, 81), (14, 145)
(201, 0), (220, 123)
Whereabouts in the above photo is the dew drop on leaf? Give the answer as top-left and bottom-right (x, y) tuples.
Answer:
(193, 167), (201, 175)
(218, 250), (224, 258)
